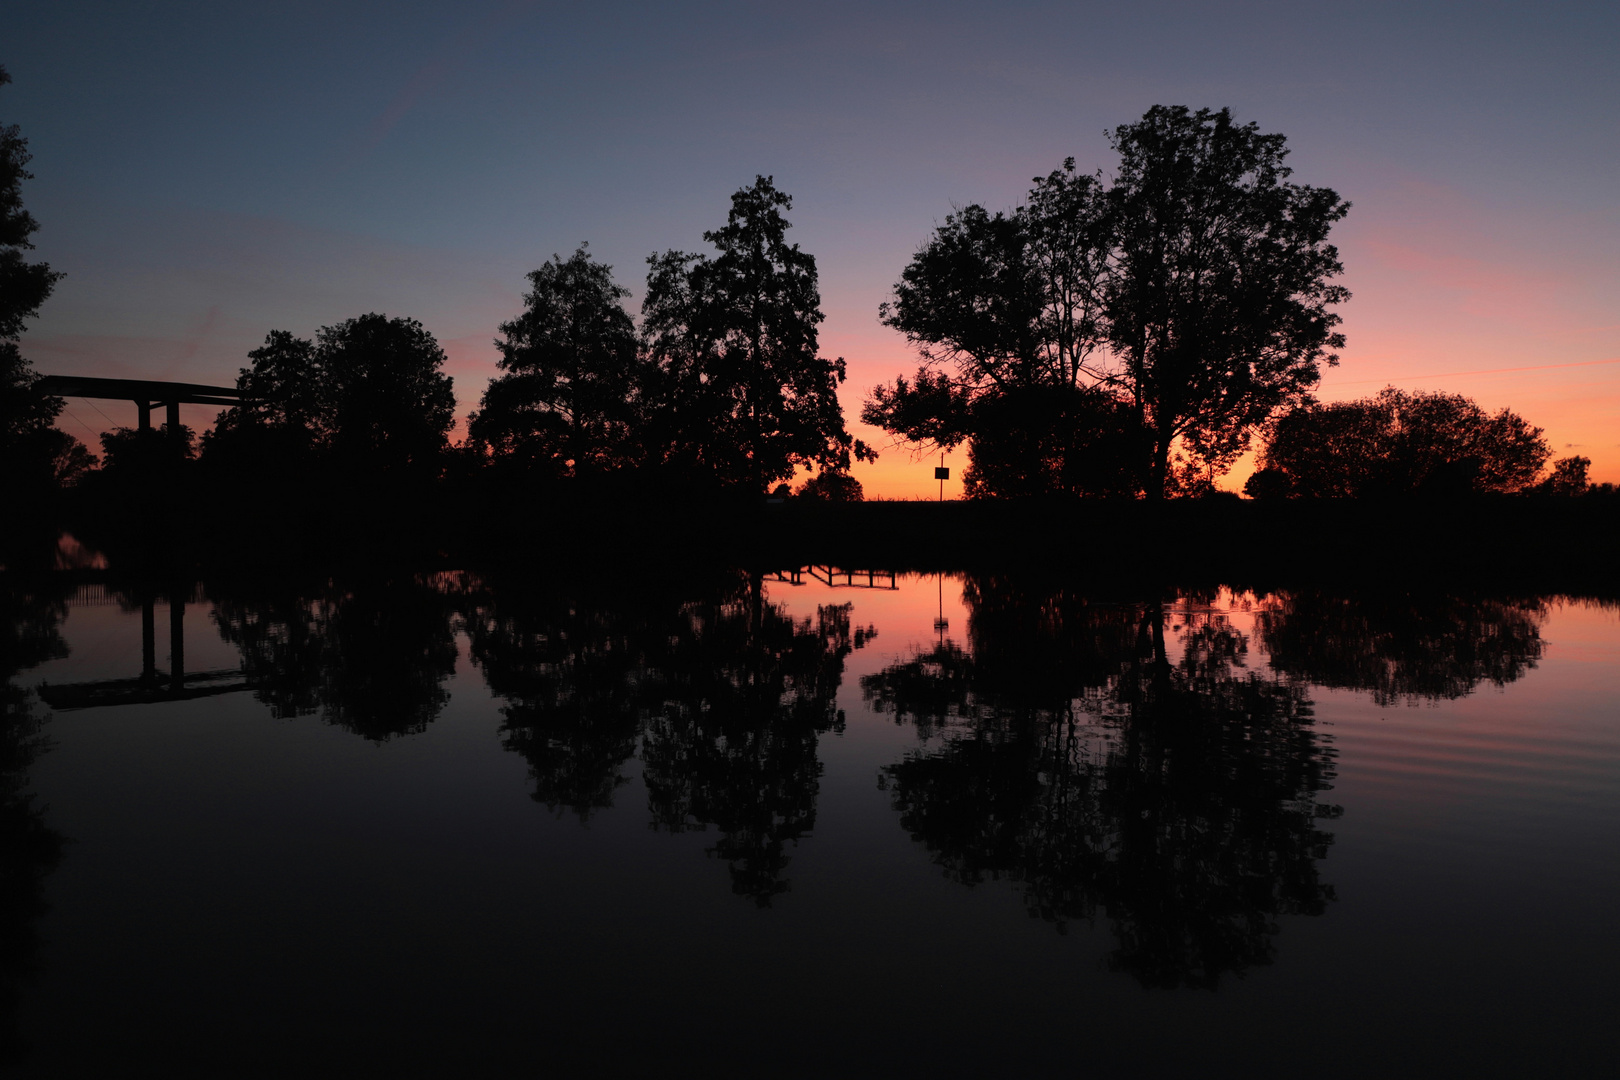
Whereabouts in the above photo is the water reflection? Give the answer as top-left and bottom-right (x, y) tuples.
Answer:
(865, 580), (1339, 988)
(0, 582), (68, 1063)
(1254, 590), (1547, 704)
(211, 579), (458, 741)
(14, 572), (1562, 991)
(456, 572), (874, 904)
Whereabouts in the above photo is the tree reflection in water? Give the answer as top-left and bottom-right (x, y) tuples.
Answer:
(1254, 591), (1547, 704)
(0, 582), (68, 1062)
(457, 572), (874, 905)
(199, 571), (1553, 941)
(457, 581), (654, 820)
(865, 579), (1340, 989)
(212, 579), (458, 742)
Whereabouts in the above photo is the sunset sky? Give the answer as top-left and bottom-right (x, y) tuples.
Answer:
(8, 1), (1617, 496)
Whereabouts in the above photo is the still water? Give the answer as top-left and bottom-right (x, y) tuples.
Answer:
(2, 572), (1617, 1077)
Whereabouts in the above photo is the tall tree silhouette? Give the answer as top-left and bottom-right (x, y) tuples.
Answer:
(1106, 106), (1350, 496)
(866, 108), (1350, 498)
(642, 177), (871, 493)
(318, 314), (455, 475)
(0, 65), (91, 504)
(469, 245), (647, 479)
(866, 161), (1138, 496)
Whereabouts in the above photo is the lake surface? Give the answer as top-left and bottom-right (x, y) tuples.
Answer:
(2, 571), (1617, 1077)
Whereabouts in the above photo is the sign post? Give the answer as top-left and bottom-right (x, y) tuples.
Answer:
(935, 454), (950, 502)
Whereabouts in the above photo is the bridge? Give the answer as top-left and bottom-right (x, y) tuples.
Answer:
(35, 375), (242, 432)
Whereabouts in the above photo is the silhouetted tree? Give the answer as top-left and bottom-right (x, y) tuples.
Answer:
(468, 245), (647, 479)
(202, 330), (325, 478)
(794, 469), (863, 501)
(98, 423), (195, 479)
(0, 66), (91, 505)
(869, 111), (1348, 498)
(317, 314), (455, 475)
(1533, 455), (1591, 497)
(0, 67), (60, 345)
(1246, 387), (1550, 498)
(961, 386), (1144, 498)
(860, 366), (974, 455)
(0, 348), (95, 500)
(865, 581), (1338, 987)
(866, 160), (1136, 496)
(202, 315), (454, 491)
(642, 177), (871, 493)
(876, 161), (1112, 400)
(1106, 107), (1350, 496)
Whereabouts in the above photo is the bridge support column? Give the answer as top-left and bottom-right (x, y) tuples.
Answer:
(137, 401), (150, 430)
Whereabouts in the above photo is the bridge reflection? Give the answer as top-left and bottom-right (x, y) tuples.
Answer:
(37, 592), (245, 711)
(767, 566), (898, 590)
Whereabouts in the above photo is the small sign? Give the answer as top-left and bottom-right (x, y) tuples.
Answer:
(935, 467), (950, 480)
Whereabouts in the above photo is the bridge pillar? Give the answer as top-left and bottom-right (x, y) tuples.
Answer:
(137, 401), (151, 430)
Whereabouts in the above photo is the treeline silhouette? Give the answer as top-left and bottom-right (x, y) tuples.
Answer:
(1, 76), (1614, 570)
(0, 61), (1602, 507)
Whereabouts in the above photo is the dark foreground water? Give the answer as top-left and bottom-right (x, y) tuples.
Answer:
(2, 571), (1617, 1077)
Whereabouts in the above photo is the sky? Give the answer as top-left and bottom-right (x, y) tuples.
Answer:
(7, 0), (1618, 496)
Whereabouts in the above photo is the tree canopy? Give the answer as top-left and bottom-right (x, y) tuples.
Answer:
(866, 106), (1351, 498)
(1246, 387), (1552, 498)
(1108, 106), (1350, 494)
(0, 67), (60, 344)
(0, 65), (90, 500)
(206, 314), (455, 478)
(642, 176), (871, 493)
(468, 244), (645, 478)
